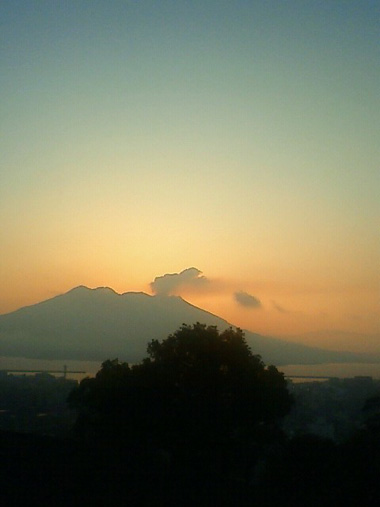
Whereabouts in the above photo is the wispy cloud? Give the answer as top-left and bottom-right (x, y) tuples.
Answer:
(272, 301), (289, 313)
(234, 291), (262, 309)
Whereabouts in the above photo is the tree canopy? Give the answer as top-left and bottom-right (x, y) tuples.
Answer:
(69, 323), (293, 451)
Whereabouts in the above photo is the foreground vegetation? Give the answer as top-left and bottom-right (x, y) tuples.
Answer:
(1, 324), (379, 505)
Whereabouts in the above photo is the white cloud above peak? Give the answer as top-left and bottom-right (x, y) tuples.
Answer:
(150, 267), (209, 296)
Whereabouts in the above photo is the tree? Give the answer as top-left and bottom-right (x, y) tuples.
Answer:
(69, 323), (293, 453)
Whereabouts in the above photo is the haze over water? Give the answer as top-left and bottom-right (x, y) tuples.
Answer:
(1, 356), (379, 382)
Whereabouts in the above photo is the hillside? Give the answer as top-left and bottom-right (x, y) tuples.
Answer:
(0, 286), (376, 366)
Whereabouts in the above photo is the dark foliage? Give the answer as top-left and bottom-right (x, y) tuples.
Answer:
(68, 323), (293, 454)
(0, 373), (77, 435)
(1, 336), (380, 505)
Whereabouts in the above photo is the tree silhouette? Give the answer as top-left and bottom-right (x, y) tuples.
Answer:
(69, 323), (293, 456)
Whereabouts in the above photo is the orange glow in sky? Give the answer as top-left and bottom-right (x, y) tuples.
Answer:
(1, 2), (379, 355)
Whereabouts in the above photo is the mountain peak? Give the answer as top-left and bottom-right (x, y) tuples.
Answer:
(66, 285), (118, 296)
(1, 286), (377, 366)
(67, 285), (91, 293)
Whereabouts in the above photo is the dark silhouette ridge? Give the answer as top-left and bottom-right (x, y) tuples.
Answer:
(0, 286), (377, 365)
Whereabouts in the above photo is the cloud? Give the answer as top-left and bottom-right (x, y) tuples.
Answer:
(272, 301), (289, 313)
(150, 267), (209, 296)
(234, 291), (262, 309)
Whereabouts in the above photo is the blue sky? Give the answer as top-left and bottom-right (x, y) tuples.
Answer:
(1, 1), (379, 345)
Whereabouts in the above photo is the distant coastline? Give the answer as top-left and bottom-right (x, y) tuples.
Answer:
(1, 356), (379, 381)
(281, 362), (380, 380)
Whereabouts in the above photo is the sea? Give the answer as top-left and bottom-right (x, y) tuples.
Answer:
(281, 362), (380, 380)
(0, 356), (379, 381)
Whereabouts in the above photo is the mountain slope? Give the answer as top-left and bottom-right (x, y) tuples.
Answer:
(0, 286), (376, 365)
(0, 286), (230, 362)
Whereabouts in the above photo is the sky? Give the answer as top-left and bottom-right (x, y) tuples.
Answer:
(1, 1), (379, 351)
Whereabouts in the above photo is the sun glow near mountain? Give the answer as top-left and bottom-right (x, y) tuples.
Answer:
(1, 1), (379, 355)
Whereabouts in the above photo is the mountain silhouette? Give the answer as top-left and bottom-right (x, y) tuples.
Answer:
(0, 286), (375, 365)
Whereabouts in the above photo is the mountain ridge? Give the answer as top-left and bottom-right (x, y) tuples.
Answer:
(0, 286), (378, 366)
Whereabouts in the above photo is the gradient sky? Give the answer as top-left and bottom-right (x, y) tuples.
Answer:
(1, 1), (379, 350)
